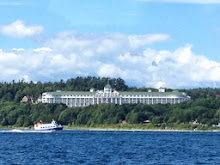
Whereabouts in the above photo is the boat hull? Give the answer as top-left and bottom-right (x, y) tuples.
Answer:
(34, 127), (63, 131)
(53, 127), (63, 131)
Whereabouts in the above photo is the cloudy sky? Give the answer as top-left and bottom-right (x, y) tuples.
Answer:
(0, 0), (220, 88)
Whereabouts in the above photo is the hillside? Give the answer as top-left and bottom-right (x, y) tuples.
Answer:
(0, 77), (220, 130)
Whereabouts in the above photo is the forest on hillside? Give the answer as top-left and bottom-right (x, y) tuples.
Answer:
(0, 97), (220, 129)
(0, 77), (220, 129)
(0, 76), (220, 102)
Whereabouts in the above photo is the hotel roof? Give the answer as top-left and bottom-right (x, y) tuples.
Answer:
(45, 90), (188, 97)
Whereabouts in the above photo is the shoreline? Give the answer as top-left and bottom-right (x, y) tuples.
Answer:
(63, 125), (220, 132)
(1, 125), (220, 132)
(1, 127), (220, 133)
(66, 128), (220, 132)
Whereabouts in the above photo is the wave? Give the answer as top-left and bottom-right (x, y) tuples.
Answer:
(0, 129), (54, 133)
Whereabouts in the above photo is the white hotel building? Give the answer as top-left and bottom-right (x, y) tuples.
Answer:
(40, 84), (190, 107)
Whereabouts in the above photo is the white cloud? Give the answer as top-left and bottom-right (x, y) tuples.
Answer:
(155, 82), (166, 89)
(22, 75), (30, 83)
(0, 31), (219, 88)
(98, 64), (126, 78)
(128, 34), (171, 49)
(97, 39), (118, 54)
(0, 51), (21, 79)
(0, 51), (20, 63)
(138, 0), (220, 4)
(0, 20), (43, 38)
(33, 47), (52, 52)
(12, 48), (24, 52)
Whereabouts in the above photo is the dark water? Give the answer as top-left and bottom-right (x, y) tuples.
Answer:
(0, 130), (220, 165)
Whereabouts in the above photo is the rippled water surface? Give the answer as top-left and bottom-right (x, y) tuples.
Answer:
(0, 130), (220, 165)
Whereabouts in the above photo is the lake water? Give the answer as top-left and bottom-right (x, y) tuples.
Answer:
(0, 130), (220, 165)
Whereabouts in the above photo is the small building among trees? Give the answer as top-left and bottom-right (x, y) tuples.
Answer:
(20, 95), (35, 103)
(215, 94), (220, 98)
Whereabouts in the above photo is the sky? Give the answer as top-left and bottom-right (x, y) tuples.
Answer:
(0, 0), (220, 88)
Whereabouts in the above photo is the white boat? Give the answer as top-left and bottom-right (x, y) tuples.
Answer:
(34, 120), (63, 131)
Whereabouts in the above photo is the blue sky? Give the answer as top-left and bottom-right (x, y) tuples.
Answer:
(0, 0), (220, 88)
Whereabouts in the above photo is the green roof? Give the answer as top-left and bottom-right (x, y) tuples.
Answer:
(48, 91), (96, 95)
(119, 91), (187, 97)
(104, 84), (112, 88)
(46, 90), (188, 97)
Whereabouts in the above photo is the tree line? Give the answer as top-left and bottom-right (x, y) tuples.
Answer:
(0, 77), (219, 103)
